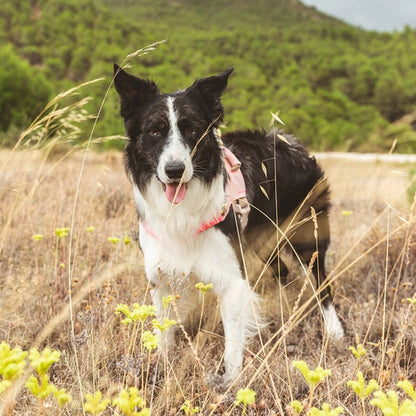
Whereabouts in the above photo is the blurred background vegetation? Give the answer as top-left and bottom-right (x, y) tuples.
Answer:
(1, 0), (416, 152)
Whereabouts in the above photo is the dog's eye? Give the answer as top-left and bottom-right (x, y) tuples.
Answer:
(148, 129), (161, 137)
(187, 128), (197, 137)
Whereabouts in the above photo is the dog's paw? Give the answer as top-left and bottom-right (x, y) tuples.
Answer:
(206, 372), (233, 392)
(323, 304), (344, 340)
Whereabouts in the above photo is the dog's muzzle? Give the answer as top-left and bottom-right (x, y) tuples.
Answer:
(163, 161), (188, 204)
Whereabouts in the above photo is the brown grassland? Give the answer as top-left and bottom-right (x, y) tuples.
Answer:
(0, 145), (415, 415)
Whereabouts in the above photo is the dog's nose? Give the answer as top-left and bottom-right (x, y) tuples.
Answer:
(165, 161), (186, 180)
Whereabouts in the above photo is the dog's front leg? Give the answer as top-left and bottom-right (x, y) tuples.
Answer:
(205, 276), (260, 390)
(220, 278), (257, 382)
(198, 232), (261, 390)
(140, 233), (177, 348)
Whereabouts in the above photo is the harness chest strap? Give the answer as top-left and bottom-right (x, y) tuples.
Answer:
(221, 146), (250, 231)
(143, 145), (250, 239)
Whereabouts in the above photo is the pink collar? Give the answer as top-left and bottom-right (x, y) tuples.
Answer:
(143, 146), (248, 239)
(142, 212), (226, 239)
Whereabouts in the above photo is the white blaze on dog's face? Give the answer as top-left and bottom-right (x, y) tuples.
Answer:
(156, 97), (194, 204)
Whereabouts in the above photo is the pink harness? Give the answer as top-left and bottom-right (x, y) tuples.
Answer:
(142, 146), (249, 238)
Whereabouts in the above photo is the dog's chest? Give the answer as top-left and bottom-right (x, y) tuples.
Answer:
(140, 223), (220, 274)
(132, 170), (242, 290)
(139, 219), (241, 295)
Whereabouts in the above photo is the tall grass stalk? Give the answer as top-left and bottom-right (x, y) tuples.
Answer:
(64, 42), (167, 410)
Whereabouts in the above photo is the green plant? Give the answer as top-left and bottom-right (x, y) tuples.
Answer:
(195, 282), (213, 346)
(83, 391), (111, 415)
(347, 342), (416, 416)
(108, 236), (121, 245)
(181, 399), (200, 415)
(292, 360), (331, 388)
(406, 295), (416, 312)
(115, 303), (157, 326)
(0, 44), (51, 135)
(113, 387), (150, 416)
(0, 342), (28, 414)
(141, 331), (159, 352)
(292, 360), (332, 413)
(398, 380), (416, 401)
(347, 371), (379, 400)
(115, 303), (158, 394)
(235, 388), (256, 416)
(55, 227), (70, 238)
(290, 400), (304, 415)
(26, 348), (71, 414)
(308, 403), (344, 416)
(152, 317), (177, 333)
(349, 343), (367, 359)
(195, 282), (213, 294)
(162, 295), (175, 310)
(0, 342), (27, 394)
(370, 389), (416, 416)
(347, 371), (379, 415)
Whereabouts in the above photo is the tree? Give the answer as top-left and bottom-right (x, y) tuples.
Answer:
(0, 44), (51, 133)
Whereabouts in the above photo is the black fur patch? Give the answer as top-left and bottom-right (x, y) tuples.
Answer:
(220, 129), (329, 234)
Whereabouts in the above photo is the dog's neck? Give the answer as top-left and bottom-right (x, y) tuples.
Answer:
(134, 173), (225, 239)
(137, 145), (249, 240)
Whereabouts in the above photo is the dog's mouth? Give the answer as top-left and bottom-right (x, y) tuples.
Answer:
(163, 182), (188, 204)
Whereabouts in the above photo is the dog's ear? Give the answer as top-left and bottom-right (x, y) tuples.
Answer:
(113, 64), (158, 116)
(185, 68), (234, 121)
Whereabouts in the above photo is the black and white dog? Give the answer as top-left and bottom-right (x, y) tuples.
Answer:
(113, 65), (344, 387)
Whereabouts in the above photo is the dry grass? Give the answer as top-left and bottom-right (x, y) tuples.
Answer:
(0, 147), (415, 415)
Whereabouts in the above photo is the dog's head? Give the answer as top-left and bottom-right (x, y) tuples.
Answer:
(114, 65), (233, 205)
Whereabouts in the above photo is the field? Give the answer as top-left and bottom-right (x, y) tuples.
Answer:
(0, 147), (415, 415)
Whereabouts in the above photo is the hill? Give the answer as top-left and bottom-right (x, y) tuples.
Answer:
(1, 0), (416, 151)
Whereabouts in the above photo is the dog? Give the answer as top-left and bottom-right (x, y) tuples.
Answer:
(113, 65), (344, 388)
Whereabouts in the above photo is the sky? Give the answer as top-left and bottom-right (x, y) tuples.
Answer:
(301, 0), (416, 32)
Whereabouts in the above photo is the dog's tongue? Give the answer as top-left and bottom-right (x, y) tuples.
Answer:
(165, 182), (187, 204)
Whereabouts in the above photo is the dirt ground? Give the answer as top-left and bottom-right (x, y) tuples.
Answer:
(0, 148), (415, 415)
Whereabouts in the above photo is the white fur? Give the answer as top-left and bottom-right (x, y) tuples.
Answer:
(322, 303), (344, 340)
(139, 218), (261, 380)
(133, 174), (225, 237)
(156, 97), (193, 184)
